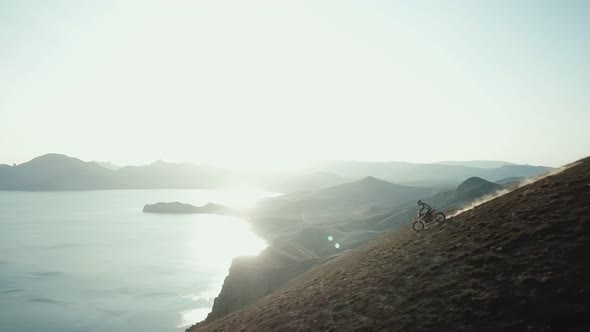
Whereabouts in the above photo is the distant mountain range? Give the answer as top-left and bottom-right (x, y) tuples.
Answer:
(0, 153), (552, 191)
(0, 154), (232, 190)
(307, 160), (551, 186)
(433, 160), (516, 168)
(0, 154), (113, 190)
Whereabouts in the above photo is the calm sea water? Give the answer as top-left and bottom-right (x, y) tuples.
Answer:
(0, 189), (276, 332)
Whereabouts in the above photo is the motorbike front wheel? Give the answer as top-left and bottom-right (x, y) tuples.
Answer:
(434, 212), (446, 223)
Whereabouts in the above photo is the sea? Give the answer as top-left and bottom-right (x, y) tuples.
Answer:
(0, 188), (277, 332)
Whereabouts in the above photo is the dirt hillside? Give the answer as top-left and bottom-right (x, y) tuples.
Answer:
(190, 157), (590, 331)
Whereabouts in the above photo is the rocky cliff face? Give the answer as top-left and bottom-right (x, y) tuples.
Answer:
(203, 256), (321, 323)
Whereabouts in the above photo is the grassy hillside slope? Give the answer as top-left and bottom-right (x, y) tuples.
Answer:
(191, 157), (589, 331)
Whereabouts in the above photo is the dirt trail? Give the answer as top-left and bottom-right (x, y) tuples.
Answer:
(190, 157), (590, 332)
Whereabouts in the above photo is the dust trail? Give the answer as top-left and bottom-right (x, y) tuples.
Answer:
(448, 161), (582, 218)
(448, 188), (511, 218)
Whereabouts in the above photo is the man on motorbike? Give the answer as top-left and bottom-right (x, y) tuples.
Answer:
(417, 200), (433, 221)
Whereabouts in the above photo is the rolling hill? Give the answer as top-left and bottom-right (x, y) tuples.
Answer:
(496, 176), (525, 185)
(344, 176), (506, 232)
(254, 176), (433, 221)
(0, 154), (233, 190)
(0, 154), (114, 190)
(427, 176), (504, 211)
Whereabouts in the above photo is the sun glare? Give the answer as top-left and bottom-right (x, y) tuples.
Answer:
(188, 215), (267, 271)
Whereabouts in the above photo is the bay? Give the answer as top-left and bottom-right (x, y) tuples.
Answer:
(0, 188), (275, 332)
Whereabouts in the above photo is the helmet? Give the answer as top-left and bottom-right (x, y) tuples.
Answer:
(417, 200), (422, 205)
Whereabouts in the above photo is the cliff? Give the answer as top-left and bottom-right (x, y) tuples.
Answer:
(203, 255), (322, 323)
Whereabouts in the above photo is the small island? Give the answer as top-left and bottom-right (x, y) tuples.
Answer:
(143, 202), (236, 215)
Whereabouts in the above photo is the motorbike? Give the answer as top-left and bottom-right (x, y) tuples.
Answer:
(412, 209), (446, 232)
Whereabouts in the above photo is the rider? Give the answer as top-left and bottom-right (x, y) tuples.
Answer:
(417, 200), (433, 221)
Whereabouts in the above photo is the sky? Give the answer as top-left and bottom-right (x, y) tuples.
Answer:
(1, 0), (589, 169)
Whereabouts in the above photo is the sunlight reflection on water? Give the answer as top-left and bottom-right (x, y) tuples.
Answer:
(178, 308), (212, 328)
(195, 185), (282, 209)
(187, 214), (268, 270)
(177, 187), (277, 328)
(179, 215), (268, 327)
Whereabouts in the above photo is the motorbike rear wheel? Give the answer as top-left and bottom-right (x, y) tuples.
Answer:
(434, 212), (446, 223)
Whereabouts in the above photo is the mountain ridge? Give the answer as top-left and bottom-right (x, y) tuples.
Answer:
(0, 153), (551, 191)
(434, 160), (517, 169)
(310, 160), (551, 184)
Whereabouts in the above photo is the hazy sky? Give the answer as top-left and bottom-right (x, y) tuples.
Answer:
(1, 0), (589, 169)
